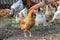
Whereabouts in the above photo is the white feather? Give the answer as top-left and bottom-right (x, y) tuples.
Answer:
(16, 7), (28, 23)
(35, 10), (47, 27)
(52, 10), (60, 21)
(52, 5), (60, 21)
(11, 0), (24, 11)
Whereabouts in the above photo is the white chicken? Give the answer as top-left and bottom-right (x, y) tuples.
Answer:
(16, 7), (28, 23)
(10, 0), (24, 15)
(35, 8), (47, 27)
(50, 5), (60, 23)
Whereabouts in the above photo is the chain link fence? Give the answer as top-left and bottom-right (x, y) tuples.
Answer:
(0, 0), (18, 8)
(0, 0), (48, 8)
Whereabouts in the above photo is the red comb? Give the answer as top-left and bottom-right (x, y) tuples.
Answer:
(31, 8), (35, 12)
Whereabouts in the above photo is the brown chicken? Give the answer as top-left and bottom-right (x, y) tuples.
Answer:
(0, 9), (10, 17)
(20, 8), (36, 37)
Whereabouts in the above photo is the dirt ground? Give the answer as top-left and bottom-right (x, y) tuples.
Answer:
(1, 27), (60, 40)
(0, 17), (60, 40)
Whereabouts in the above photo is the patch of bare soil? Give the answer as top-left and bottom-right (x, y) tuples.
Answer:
(0, 26), (59, 40)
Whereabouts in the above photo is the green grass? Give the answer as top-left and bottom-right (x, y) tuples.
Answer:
(14, 24), (20, 28)
(12, 18), (60, 30)
(0, 17), (60, 31)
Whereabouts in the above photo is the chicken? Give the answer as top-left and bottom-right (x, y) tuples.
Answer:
(16, 7), (28, 23)
(35, 8), (47, 27)
(20, 8), (36, 37)
(50, 5), (60, 24)
(45, 5), (54, 20)
(0, 9), (10, 17)
(10, 0), (36, 16)
(50, 0), (59, 8)
(10, 0), (24, 16)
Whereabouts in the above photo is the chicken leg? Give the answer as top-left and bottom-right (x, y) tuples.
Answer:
(28, 31), (32, 37)
(24, 32), (27, 37)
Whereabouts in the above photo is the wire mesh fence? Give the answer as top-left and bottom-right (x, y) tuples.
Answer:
(0, 0), (47, 8)
(0, 0), (18, 8)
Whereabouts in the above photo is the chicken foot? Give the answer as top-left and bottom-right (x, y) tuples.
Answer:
(24, 31), (32, 37)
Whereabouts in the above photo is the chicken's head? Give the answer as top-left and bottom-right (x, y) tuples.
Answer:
(31, 8), (36, 14)
(50, 1), (59, 8)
